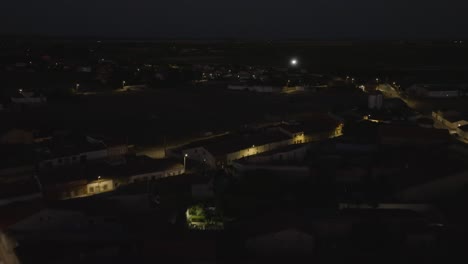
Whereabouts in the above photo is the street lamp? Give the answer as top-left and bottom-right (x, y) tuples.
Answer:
(122, 80), (126, 88)
(97, 176), (101, 193)
(76, 83), (80, 92)
(184, 154), (188, 171)
(290, 58), (298, 66)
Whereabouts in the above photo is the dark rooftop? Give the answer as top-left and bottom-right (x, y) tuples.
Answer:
(39, 135), (106, 160)
(39, 156), (183, 184)
(181, 130), (291, 157)
(245, 142), (309, 158)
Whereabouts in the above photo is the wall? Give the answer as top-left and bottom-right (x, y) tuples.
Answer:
(87, 179), (114, 195)
(129, 167), (185, 183)
(245, 144), (309, 164)
(225, 139), (291, 164)
(40, 149), (108, 169)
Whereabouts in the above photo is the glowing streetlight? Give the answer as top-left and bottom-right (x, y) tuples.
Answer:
(122, 80), (126, 88)
(290, 58), (298, 66)
(76, 83), (80, 91)
(184, 154), (188, 171)
(97, 176), (101, 193)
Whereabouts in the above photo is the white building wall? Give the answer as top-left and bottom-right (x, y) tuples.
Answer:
(128, 167), (185, 183)
(225, 139), (291, 164)
(87, 179), (114, 194)
(40, 149), (108, 169)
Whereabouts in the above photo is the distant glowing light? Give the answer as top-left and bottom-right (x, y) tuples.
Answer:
(290, 58), (298, 66)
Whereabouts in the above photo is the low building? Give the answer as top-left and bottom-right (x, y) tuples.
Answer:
(278, 118), (343, 142)
(40, 156), (184, 200)
(175, 130), (292, 168)
(432, 110), (468, 130)
(240, 143), (310, 164)
(38, 135), (129, 169)
(406, 84), (463, 98)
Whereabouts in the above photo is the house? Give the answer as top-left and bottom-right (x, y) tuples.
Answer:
(174, 130), (292, 168)
(432, 110), (468, 130)
(239, 143), (310, 164)
(39, 156), (184, 200)
(406, 84), (463, 98)
(37, 135), (129, 169)
(278, 117), (343, 142)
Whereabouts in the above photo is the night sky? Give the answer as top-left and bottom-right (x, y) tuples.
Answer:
(1, 0), (467, 39)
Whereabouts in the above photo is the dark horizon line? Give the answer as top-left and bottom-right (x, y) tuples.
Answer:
(0, 33), (466, 43)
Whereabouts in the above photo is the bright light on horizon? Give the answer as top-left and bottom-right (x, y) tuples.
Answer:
(290, 58), (298, 66)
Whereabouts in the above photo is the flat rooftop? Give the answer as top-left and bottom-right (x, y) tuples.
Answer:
(246, 142), (309, 158)
(181, 130), (291, 157)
